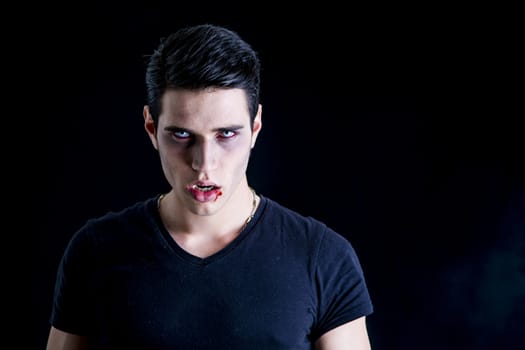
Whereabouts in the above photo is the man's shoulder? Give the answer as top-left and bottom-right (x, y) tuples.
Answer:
(261, 195), (354, 247)
(61, 195), (161, 262)
(260, 195), (329, 236)
(77, 195), (159, 237)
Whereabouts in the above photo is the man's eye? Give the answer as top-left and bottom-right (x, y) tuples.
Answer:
(219, 130), (236, 138)
(173, 130), (190, 139)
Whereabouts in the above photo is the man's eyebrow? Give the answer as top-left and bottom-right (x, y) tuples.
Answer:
(163, 124), (245, 133)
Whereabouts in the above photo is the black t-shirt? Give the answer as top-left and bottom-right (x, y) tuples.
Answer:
(50, 194), (373, 349)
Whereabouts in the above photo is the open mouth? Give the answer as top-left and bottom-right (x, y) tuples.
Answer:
(188, 183), (223, 202)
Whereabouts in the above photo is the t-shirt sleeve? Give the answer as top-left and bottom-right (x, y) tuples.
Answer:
(49, 226), (96, 335)
(311, 227), (374, 341)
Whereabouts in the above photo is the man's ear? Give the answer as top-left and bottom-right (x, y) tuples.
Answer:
(143, 105), (159, 150)
(251, 104), (263, 149)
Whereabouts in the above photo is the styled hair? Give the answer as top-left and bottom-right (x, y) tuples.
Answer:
(145, 24), (261, 128)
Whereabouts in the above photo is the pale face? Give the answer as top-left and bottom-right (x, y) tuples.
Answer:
(144, 88), (262, 217)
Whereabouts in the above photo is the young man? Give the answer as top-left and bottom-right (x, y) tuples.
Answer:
(46, 24), (374, 349)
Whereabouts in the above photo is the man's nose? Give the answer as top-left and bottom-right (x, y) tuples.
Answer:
(191, 140), (218, 172)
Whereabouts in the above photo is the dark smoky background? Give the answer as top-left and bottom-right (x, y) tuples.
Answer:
(28, 3), (523, 349)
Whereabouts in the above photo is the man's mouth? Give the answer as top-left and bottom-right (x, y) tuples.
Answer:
(188, 183), (223, 202)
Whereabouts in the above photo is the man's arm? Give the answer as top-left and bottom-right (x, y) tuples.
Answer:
(46, 326), (88, 350)
(314, 316), (372, 350)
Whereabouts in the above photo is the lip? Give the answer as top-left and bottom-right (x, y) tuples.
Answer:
(187, 182), (223, 203)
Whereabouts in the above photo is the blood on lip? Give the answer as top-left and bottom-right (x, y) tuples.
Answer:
(188, 186), (222, 202)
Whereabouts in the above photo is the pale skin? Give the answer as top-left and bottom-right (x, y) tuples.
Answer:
(46, 88), (371, 349)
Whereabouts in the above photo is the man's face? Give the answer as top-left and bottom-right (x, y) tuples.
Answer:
(144, 88), (262, 216)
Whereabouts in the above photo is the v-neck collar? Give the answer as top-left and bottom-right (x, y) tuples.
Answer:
(150, 194), (267, 266)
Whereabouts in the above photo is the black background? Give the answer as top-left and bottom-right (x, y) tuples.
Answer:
(28, 3), (523, 349)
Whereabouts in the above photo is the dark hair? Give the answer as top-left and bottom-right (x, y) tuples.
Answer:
(145, 24), (261, 128)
